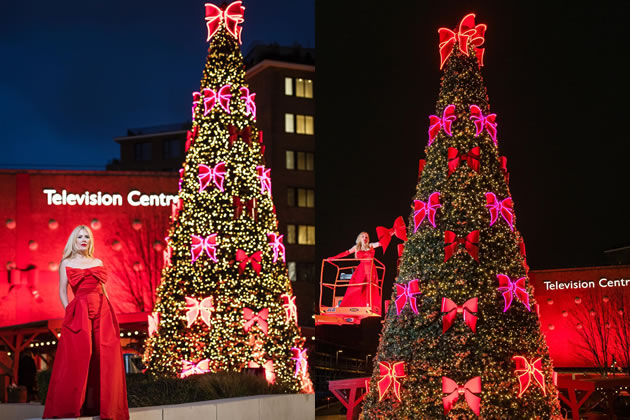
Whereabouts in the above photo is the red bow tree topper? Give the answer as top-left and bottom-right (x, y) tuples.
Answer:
(442, 376), (482, 415)
(513, 356), (546, 397)
(378, 361), (406, 401)
(205, 1), (245, 43)
(438, 13), (486, 69)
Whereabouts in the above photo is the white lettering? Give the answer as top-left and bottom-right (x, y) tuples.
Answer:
(43, 189), (56, 205)
(52, 193), (62, 205)
(66, 194), (76, 205)
(44, 188), (175, 207)
(102, 194), (113, 206)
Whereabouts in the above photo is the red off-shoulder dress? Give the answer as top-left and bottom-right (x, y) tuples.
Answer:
(43, 266), (129, 420)
(339, 248), (380, 309)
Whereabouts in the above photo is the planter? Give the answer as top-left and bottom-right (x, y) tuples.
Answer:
(7, 385), (28, 403)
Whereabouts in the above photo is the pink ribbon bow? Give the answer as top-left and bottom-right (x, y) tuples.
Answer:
(442, 376), (482, 416)
(198, 162), (227, 192)
(185, 296), (215, 328)
(497, 274), (530, 312)
(202, 85), (232, 115)
(441, 297), (478, 333)
(191, 234), (218, 263)
(268, 233), (285, 263)
(240, 87), (256, 120)
(148, 312), (159, 336)
(291, 347), (308, 377)
(428, 104), (456, 146)
(281, 293), (297, 324)
(243, 307), (269, 334)
(438, 13), (486, 70)
(485, 192), (514, 230)
(513, 356), (546, 397)
(395, 279), (422, 315)
(180, 359), (210, 378)
(470, 104), (497, 145)
(256, 165), (272, 195)
(248, 359), (275, 384)
(414, 192), (441, 231)
(205, 1), (244, 43)
(378, 361), (406, 402)
(236, 249), (263, 275)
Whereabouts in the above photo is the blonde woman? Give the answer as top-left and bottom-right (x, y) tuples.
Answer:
(328, 232), (381, 308)
(44, 225), (129, 420)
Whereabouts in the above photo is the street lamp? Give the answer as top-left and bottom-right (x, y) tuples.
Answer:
(365, 354), (372, 365)
(335, 349), (343, 365)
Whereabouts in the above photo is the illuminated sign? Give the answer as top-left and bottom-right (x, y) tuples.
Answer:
(42, 189), (179, 207)
(543, 278), (630, 290)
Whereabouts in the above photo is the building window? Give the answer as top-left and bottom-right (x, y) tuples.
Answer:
(296, 78), (313, 98)
(135, 142), (152, 161)
(298, 225), (315, 245)
(297, 188), (315, 208)
(295, 115), (314, 135)
(163, 139), (181, 159)
(297, 262), (317, 282)
(287, 187), (296, 207)
(284, 77), (294, 96)
(285, 113), (295, 133)
(287, 224), (296, 244)
(285, 150), (295, 170)
(286, 151), (314, 171)
(287, 261), (297, 282)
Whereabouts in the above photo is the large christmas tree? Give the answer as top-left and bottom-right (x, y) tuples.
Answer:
(362, 14), (562, 418)
(143, 1), (312, 393)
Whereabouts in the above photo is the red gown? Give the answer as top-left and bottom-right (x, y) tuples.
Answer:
(339, 248), (380, 311)
(44, 266), (129, 420)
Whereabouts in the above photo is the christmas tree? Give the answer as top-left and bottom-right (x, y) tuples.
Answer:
(362, 14), (562, 418)
(143, 1), (312, 393)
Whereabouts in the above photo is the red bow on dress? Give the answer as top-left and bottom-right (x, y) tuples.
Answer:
(442, 376), (482, 416)
(185, 296), (215, 328)
(441, 297), (478, 333)
(185, 125), (198, 152)
(205, 1), (244, 43)
(233, 196), (256, 220)
(240, 87), (256, 120)
(202, 85), (232, 115)
(198, 162), (227, 192)
(227, 124), (252, 147)
(485, 192), (514, 230)
(418, 159), (426, 180)
(256, 165), (272, 195)
(395, 279), (421, 315)
(414, 192), (441, 231)
(499, 156), (509, 184)
(447, 146), (480, 177)
(180, 359), (210, 378)
(438, 13), (486, 70)
(513, 356), (546, 397)
(191, 234), (218, 263)
(497, 274), (530, 312)
(243, 307), (269, 334)
(428, 104), (457, 146)
(281, 293), (297, 324)
(376, 216), (408, 253)
(236, 249), (262, 275)
(148, 312), (159, 336)
(378, 361), (406, 402)
(267, 233), (285, 263)
(192, 92), (201, 120)
(444, 230), (480, 262)
(470, 104), (497, 145)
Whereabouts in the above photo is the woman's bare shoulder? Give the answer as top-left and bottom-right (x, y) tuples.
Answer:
(93, 258), (104, 267)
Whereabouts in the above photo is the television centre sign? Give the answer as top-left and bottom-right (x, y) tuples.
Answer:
(42, 189), (179, 207)
(543, 278), (630, 290)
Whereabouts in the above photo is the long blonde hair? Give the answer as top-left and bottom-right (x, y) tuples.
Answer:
(61, 225), (95, 261)
(355, 231), (371, 252)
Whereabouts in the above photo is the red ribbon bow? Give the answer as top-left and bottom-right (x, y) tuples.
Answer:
(444, 230), (480, 262)
(442, 376), (482, 416)
(185, 296), (215, 328)
(268, 233), (285, 263)
(485, 192), (514, 230)
(470, 104), (497, 145)
(438, 13), (486, 70)
(428, 104), (456, 146)
(240, 87), (256, 120)
(418, 159), (426, 180)
(198, 162), (227, 192)
(447, 146), (480, 177)
(256, 165), (272, 195)
(236, 249), (262, 275)
(191, 234), (218, 263)
(281, 293), (297, 324)
(233, 196), (256, 220)
(513, 356), (546, 397)
(376, 216), (408, 253)
(378, 361), (406, 402)
(441, 297), (478, 333)
(205, 1), (244, 43)
(497, 274), (530, 312)
(180, 359), (210, 378)
(202, 85), (232, 115)
(227, 124), (252, 147)
(185, 125), (199, 152)
(243, 307), (269, 334)
(395, 279), (421, 315)
(414, 192), (441, 231)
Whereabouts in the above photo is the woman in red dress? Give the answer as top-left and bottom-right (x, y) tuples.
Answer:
(44, 225), (129, 420)
(329, 232), (381, 309)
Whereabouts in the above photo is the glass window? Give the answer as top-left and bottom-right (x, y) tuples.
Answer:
(304, 79), (313, 98)
(307, 189), (315, 207)
(296, 115), (305, 134)
(296, 78), (313, 98)
(296, 152), (306, 170)
(287, 261), (297, 282)
(285, 150), (295, 170)
(306, 152), (314, 171)
(287, 224), (296, 244)
(163, 139), (181, 160)
(305, 116), (314, 135)
(287, 187), (296, 207)
(135, 142), (152, 161)
(298, 225), (315, 245)
(285, 77), (293, 96)
(297, 188), (315, 208)
(285, 113), (295, 133)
